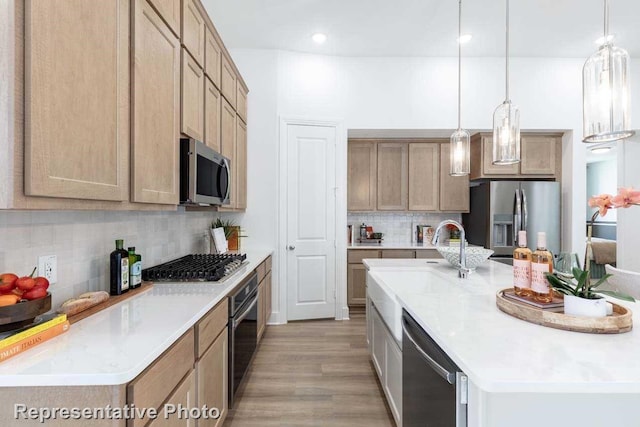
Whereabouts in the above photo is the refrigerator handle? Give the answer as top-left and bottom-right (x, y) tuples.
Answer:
(513, 189), (522, 246)
(521, 188), (528, 232)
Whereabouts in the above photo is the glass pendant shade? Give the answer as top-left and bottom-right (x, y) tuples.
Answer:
(583, 43), (634, 142)
(492, 101), (521, 165)
(450, 129), (470, 176)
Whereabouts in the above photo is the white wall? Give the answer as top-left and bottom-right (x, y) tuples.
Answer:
(229, 48), (640, 317)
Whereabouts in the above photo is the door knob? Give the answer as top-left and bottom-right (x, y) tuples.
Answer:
(288, 245), (296, 251)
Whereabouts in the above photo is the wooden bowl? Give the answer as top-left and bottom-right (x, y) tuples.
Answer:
(0, 293), (52, 332)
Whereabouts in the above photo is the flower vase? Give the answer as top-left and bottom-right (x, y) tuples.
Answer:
(563, 294), (607, 318)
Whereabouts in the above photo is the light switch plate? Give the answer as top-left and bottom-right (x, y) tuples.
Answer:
(38, 255), (57, 284)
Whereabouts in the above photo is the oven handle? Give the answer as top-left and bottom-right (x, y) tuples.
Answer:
(233, 296), (258, 329)
(402, 319), (456, 385)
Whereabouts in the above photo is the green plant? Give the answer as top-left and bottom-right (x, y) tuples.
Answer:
(212, 218), (247, 239)
(545, 267), (635, 302)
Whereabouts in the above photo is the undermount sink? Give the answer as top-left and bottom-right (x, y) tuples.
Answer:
(436, 246), (494, 270)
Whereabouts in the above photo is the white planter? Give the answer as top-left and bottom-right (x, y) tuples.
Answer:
(563, 294), (607, 318)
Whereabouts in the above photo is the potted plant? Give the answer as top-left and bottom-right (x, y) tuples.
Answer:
(212, 218), (247, 251)
(545, 268), (635, 318)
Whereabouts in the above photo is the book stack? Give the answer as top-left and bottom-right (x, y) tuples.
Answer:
(502, 289), (564, 312)
(0, 314), (70, 363)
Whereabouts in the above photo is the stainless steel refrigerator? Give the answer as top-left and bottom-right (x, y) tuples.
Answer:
(462, 181), (561, 258)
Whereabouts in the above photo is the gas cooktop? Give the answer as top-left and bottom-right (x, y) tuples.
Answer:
(142, 253), (247, 282)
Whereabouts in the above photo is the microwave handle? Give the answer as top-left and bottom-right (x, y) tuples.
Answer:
(223, 158), (231, 202)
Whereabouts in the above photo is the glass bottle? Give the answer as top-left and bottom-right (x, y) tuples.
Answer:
(110, 239), (129, 295)
(531, 232), (554, 303)
(513, 230), (532, 297)
(128, 247), (142, 290)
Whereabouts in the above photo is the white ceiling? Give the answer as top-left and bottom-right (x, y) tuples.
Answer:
(202, 0), (640, 58)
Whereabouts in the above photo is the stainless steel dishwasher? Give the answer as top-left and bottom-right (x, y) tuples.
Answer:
(402, 310), (468, 427)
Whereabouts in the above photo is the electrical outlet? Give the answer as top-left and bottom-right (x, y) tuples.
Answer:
(38, 255), (57, 284)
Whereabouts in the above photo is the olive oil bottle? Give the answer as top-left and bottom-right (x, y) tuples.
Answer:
(531, 232), (554, 303)
(110, 239), (130, 295)
(513, 231), (532, 296)
(128, 247), (142, 289)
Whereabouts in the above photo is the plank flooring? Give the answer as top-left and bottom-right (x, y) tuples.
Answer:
(224, 314), (396, 427)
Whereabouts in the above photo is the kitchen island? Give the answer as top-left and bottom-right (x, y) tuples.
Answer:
(366, 259), (640, 427)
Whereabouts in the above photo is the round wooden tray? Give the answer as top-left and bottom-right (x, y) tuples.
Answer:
(0, 293), (52, 332)
(496, 289), (633, 334)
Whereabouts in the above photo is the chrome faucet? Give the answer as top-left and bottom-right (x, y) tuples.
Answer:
(432, 220), (471, 279)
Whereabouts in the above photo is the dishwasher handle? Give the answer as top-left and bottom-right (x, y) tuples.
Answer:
(402, 318), (456, 385)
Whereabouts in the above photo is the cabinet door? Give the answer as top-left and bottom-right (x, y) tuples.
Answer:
(347, 264), (367, 306)
(408, 143), (439, 211)
(204, 78), (221, 152)
(197, 330), (228, 427)
(204, 27), (222, 88)
(181, 0), (205, 66)
(25, 0), (129, 202)
(381, 250), (415, 259)
(147, 370), (196, 427)
(236, 84), (248, 122)
(520, 135), (557, 175)
(220, 55), (237, 108)
(220, 98), (236, 207)
(148, 0), (180, 36)
(257, 282), (266, 341)
(439, 143), (469, 212)
(482, 135), (519, 175)
(377, 143), (408, 210)
(181, 48), (204, 140)
(348, 142), (377, 211)
(370, 304), (385, 379)
(384, 337), (403, 426)
(235, 118), (247, 210)
(265, 271), (272, 326)
(132, 0), (180, 204)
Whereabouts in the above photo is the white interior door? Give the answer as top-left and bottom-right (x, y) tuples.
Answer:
(286, 123), (337, 321)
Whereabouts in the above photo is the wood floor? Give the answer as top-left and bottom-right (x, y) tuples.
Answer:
(224, 314), (396, 427)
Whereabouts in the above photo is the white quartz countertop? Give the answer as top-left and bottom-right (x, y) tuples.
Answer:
(365, 259), (640, 394)
(0, 248), (273, 387)
(348, 242), (438, 250)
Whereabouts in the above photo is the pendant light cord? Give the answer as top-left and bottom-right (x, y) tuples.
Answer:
(603, 0), (609, 40)
(505, 0), (510, 102)
(457, 0), (462, 130)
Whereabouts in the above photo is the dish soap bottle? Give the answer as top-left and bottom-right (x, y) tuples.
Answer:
(513, 230), (532, 297)
(128, 247), (142, 290)
(531, 232), (554, 303)
(110, 239), (130, 295)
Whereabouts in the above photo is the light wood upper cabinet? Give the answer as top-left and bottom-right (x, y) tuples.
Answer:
(482, 135), (519, 176)
(408, 143), (439, 211)
(236, 83), (248, 122)
(220, 98), (237, 207)
(180, 48), (204, 140)
(204, 77), (221, 152)
(147, 0), (180, 36)
(132, 0), (181, 205)
(221, 55), (237, 108)
(520, 135), (558, 175)
(235, 118), (248, 210)
(204, 27), (222, 88)
(24, 0), (129, 202)
(197, 330), (228, 427)
(181, 0), (205, 66)
(348, 142), (377, 211)
(377, 143), (408, 210)
(439, 143), (469, 212)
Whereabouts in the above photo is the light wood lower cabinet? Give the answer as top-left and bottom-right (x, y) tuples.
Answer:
(408, 143), (439, 211)
(348, 263), (368, 306)
(181, 48), (204, 141)
(348, 142), (377, 211)
(24, 0), (130, 202)
(196, 330), (228, 427)
(147, 370), (196, 427)
(132, 0), (180, 204)
(377, 143), (408, 210)
(258, 269), (272, 342)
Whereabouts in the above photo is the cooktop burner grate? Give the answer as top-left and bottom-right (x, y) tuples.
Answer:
(142, 253), (247, 282)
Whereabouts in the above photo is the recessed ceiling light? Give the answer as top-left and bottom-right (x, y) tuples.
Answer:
(312, 33), (327, 44)
(594, 34), (614, 45)
(458, 34), (472, 44)
(590, 146), (612, 154)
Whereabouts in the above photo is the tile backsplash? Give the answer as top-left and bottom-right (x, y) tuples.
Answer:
(0, 210), (218, 310)
(348, 212), (461, 243)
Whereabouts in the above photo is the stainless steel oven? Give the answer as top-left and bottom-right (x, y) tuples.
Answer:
(228, 272), (258, 407)
(180, 138), (231, 206)
(402, 310), (468, 427)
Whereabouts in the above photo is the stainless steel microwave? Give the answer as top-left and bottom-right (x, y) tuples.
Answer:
(180, 138), (231, 206)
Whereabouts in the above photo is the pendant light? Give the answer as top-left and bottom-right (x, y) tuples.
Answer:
(582, 0), (634, 143)
(492, 0), (520, 165)
(450, 0), (470, 176)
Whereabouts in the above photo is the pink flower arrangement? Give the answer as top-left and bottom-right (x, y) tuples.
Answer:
(588, 187), (640, 217)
